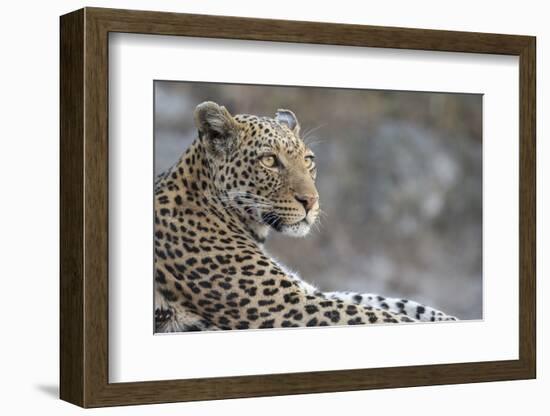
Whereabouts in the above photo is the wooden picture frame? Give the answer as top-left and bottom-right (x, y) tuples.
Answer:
(60, 7), (536, 408)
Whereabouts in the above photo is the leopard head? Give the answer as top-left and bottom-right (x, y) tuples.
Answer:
(194, 101), (319, 239)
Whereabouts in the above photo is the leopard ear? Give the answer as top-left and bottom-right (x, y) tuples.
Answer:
(275, 109), (300, 136)
(194, 101), (239, 156)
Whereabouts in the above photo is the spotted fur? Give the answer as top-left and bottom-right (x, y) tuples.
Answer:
(154, 101), (457, 332)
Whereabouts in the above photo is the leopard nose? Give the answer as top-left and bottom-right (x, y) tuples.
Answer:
(294, 194), (318, 213)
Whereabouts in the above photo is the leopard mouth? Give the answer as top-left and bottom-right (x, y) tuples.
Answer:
(261, 211), (283, 231)
(261, 211), (315, 235)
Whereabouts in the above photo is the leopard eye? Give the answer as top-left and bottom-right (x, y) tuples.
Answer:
(260, 154), (279, 169)
(304, 155), (315, 169)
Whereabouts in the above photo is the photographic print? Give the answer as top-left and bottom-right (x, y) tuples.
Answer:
(153, 81), (482, 333)
(60, 9), (535, 406)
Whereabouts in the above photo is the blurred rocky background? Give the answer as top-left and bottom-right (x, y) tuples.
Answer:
(154, 81), (482, 319)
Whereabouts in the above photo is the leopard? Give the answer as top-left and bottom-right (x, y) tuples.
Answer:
(154, 101), (457, 332)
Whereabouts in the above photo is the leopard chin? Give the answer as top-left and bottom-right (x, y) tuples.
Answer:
(279, 220), (312, 237)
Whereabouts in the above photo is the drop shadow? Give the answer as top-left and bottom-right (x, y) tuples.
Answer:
(35, 384), (59, 399)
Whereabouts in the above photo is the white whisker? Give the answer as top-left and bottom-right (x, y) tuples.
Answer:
(301, 123), (327, 143)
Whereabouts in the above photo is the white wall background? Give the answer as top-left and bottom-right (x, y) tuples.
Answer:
(0, 0), (545, 414)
